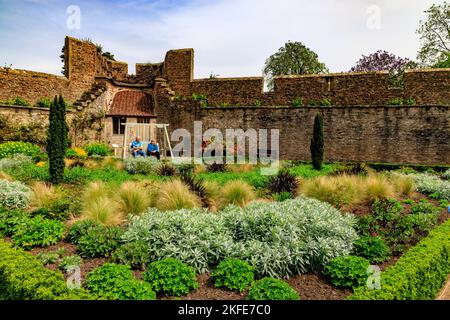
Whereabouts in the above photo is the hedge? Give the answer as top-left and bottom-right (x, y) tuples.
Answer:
(0, 240), (95, 300)
(349, 219), (450, 300)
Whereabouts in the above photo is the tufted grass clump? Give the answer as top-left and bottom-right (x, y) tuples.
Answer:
(220, 180), (256, 208)
(155, 180), (201, 211)
(116, 182), (151, 216)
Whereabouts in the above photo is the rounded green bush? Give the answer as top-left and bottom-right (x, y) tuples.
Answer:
(212, 258), (255, 292)
(324, 255), (370, 289)
(0, 142), (40, 159)
(247, 278), (299, 300)
(84, 143), (112, 157)
(77, 225), (123, 258)
(66, 220), (100, 244)
(143, 258), (199, 297)
(86, 263), (155, 300)
(353, 236), (390, 263)
(12, 216), (65, 250)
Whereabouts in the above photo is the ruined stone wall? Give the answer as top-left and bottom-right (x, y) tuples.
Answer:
(135, 63), (163, 84)
(188, 105), (450, 165)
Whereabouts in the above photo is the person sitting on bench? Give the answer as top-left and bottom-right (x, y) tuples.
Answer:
(147, 140), (160, 160)
(130, 136), (146, 158)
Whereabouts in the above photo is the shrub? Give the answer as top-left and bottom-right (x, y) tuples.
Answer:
(410, 173), (450, 201)
(353, 236), (390, 263)
(84, 143), (111, 157)
(387, 97), (404, 106)
(442, 169), (450, 180)
(0, 209), (29, 236)
(310, 113), (324, 170)
(320, 98), (332, 106)
(112, 241), (150, 269)
(66, 220), (99, 244)
(220, 180), (256, 208)
(292, 97), (303, 107)
(143, 258), (199, 297)
(86, 263), (155, 300)
(207, 162), (227, 173)
(29, 182), (69, 220)
(59, 255), (82, 272)
(0, 142), (40, 159)
(37, 252), (60, 265)
(155, 180), (201, 211)
(12, 216), (65, 250)
(0, 154), (33, 171)
(324, 255), (370, 289)
(350, 219), (450, 300)
(247, 278), (299, 300)
(0, 240), (94, 300)
(272, 191), (293, 202)
(212, 258), (255, 292)
(35, 97), (52, 108)
(371, 198), (403, 222)
(0, 179), (32, 209)
(77, 225), (123, 258)
(122, 197), (357, 277)
(410, 201), (441, 215)
(124, 157), (156, 175)
(267, 170), (298, 195)
(66, 147), (87, 159)
(116, 182), (151, 216)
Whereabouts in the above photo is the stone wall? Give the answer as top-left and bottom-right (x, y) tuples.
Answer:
(181, 105), (450, 165)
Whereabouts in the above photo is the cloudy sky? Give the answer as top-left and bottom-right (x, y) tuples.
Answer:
(0, 0), (445, 78)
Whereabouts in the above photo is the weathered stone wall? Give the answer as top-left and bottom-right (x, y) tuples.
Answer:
(185, 105), (450, 165)
(163, 49), (193, 97)
(135, 63), (163, 84)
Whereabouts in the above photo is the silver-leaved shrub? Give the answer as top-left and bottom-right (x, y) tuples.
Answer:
(0, 179), (32, 209)
(0, 154), (33, 171)
(410, 173), (450, 201)
(121, 197), (358, 277)
(124, 157), (158, 175)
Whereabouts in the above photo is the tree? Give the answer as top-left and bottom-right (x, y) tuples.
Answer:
(47, 96), (68, 184)
(263, 41), (328, 90)
(417, 2), (450, 66)
(433, 52), (450, 68)
(310, 113), (324, 171)
(350, 50), (413, 73)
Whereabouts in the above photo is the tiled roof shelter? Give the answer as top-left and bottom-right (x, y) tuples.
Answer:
(108, 90), (155, 117)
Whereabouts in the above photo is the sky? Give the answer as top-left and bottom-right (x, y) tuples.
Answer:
(0, 0), (445, 78)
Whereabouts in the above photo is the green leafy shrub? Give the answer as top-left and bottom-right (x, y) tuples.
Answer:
(320, 98), (332, 106)
(0, 154), (33, 171)
(247, 278), (299, 300)
(266, 169), (298, 194)
(122, 197), (357, 277)
(371, 198), (403, 222)
(324, 255), (370, 288)
(0, 142), (40, 159)
(77, 225), (123, 258)
(66, 220), (99, 244)
(0, 179), (32, 209)
(192, 93), (208, 107)
(37, 252), (60, 265)
(410, 201), (440, 215)
(12, 216), (65, 250)
(143, 258), (199, 297)
(0, 209), (29, 236)
(1, 97), (30, 106)
(0, 240), (94, 300)
(35, 97), (52, 108)
(292, 97), (303, 107)
(272, 191), (293, 202)
(212, 258), (255, 292)
(112, 241), (150, 269)
(86, 263), (155, 300)
(59, 255), (82, 272)
(350, 219), (450, 300)
(124, 157), (157, 175)
(84, 143), (111, 157)
(353, 236), (390, 263)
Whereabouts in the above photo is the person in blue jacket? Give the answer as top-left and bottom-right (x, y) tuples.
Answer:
(147, 140), (161, 160)
(130, 136), (145, 158)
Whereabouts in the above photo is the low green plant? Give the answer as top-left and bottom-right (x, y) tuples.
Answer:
(272, 191), (293, 202)
(247, 278), (299, 300)
(353, 236), (390, 263)
(212, 258), (255, 292)
(403, 199), (414, 205)
(410, 201), (440, 215)
(350, 219), (450, 300)
(0, 141), (40, 159)
(320, 98), (332, 106)
(35, 97), (52, 108)
(112, 241), (150, 269)
(371, 198), (403, 222)
(387, 97), (404, 106)
(0, 154), (33, 171)
(292, 97), (303, 107)
(143, 258), (199, 297)
(84, 143), (111, 157)
(12, 216), (65, 250)
(77, 225), (123, 258)
(410, 173), (450, 201)
(192, 93), (208, 108)
(253, 99), (262, 107)
(66, 220), (99, 244)
(405, 97), (416, 106)
(1, 97), (30, 106)
(0, 209), (29, 236)
(124, 157), (157, 175)
(86, 263), (155, 300)
(36, 252), (60, 265)
(0, 179), (32, 209)
(324, 255), (370, 289)
(59, 255), (82, 272)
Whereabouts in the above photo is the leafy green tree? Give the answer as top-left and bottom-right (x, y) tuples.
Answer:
(47, 96), (68, 184)
(310, 113), (324, 170)
(263, 41), (328, 89)
(433, 52), (450, 68)
(417, 2), (450, 66)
